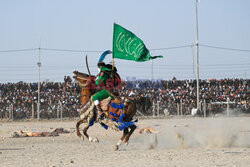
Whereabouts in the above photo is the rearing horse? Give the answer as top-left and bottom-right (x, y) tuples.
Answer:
(74, 71), (137, 150)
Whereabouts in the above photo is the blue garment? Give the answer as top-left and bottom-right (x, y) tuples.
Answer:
(110, 102), (137, 131)
(91, 102), (137, 131)
(111, 103), (125, 109)
(89, 117), (108, 130)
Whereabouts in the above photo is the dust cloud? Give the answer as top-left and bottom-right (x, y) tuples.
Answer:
(139, 117), (250, 150)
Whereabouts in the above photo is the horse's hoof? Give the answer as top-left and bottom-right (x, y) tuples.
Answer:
(124, 142), (129, 146)
(89, 137), (98, 142)
(77, 134), (82, 138)
(92, 137), (99, 143)
(88, 137), (93, 142)
(113, 145), (119, 151)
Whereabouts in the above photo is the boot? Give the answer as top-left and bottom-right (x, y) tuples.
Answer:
(96, 104), (104, 121)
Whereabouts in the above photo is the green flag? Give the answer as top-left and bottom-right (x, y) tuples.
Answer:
(112, 23), (163, 62)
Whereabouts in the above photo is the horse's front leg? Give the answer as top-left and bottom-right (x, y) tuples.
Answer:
(124, 124), (137, 145)
(76, 119), (84, 138)
(83, 111), (99, 143)
(113, 128), (128, 151)
(82, 124), (89, 140)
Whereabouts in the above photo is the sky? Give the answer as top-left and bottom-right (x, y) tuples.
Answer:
(0, 0), (249, 83)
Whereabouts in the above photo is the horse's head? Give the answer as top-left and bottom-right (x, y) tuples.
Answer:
(73, 71), (95, 88)
(73, 71), (97, 107)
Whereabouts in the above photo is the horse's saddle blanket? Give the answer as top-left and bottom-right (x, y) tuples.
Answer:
(100, 97), (112, 111)
(101, 98), (122, 111)
(101, 98), (123, 119)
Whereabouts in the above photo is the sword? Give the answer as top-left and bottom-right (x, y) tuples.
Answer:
(85, 54), (91, 76)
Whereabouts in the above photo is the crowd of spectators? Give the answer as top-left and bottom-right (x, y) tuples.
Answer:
(0, 76), (249, 119)
(120, 77), (249, 115)
(0, 77), (81, 119)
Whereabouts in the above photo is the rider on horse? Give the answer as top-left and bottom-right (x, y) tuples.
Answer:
(93, 61), (117, 120)
(79, 49), (121, 124)
(82, 62), (120, 118)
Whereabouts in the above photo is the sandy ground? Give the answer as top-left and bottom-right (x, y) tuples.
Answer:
(1, 117), (250, 167)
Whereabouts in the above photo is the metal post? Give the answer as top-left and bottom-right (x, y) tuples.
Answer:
(195, 0), (200, 111)
(177, 103), (180, 116)
(153, 101), (155, 117)
(157, 101), (160, 118)
(31, 103), (34, 120)
(180, 99), (183, 116)
(191, 44), (195, 79)
(203, 99), (206, 117)
(60, 102), (63, 121)
(11, 104), (13, 121)
(211, 100), (235, 116)
(8, 106), (11, 120)
(37, 42), (41, 120)
(57, 104), (60, 119)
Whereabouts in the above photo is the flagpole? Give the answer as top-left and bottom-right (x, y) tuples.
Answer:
(195, 0), (200, 111)
(112, 23), (115, 88)
(112, 23), (115, 70)
(151, 59), (153, 80)
(112, 58), (114, 70)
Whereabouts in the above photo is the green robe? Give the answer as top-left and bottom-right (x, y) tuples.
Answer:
(95, 67), (111, 86)
(92, 89), (114, 101)
(93, 67), (114, 101)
